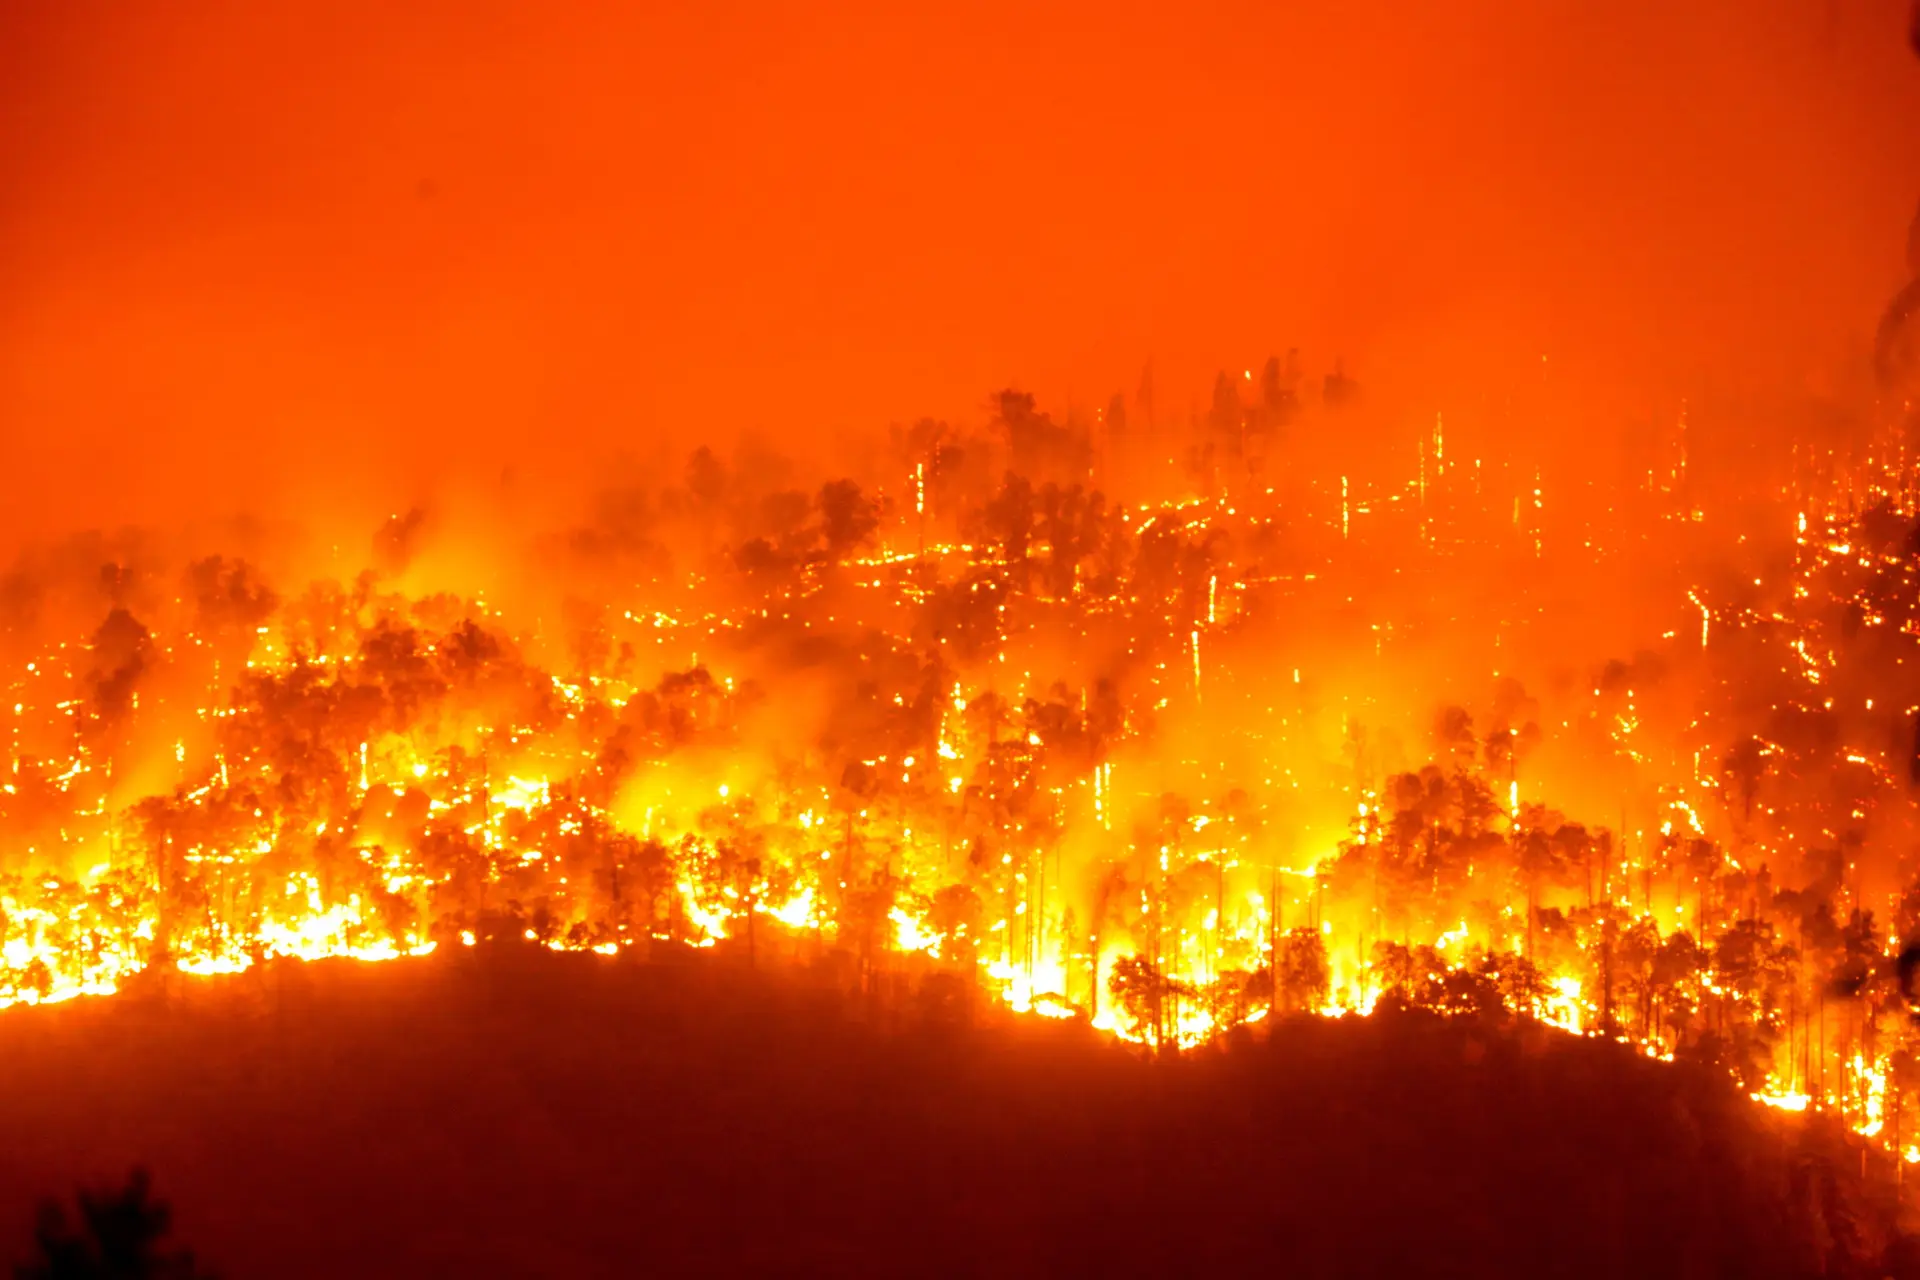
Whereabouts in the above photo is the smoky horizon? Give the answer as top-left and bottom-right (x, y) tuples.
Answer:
(2, 0), (1918, 540)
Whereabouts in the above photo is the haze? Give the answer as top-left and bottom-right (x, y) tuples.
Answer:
(1, 0), (1916, 540)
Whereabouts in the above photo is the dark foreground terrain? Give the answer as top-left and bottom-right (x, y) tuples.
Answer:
(0, 947), (1912, 1278)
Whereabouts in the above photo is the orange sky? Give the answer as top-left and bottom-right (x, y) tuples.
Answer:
(2, 0), (1917, 539)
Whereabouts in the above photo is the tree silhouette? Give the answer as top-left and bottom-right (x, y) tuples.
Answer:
(1109, 954), (1195, 1049)
(1207, 371), (1242, 446)
(992, 389), (1089, 478)
(1322, 358), (1358, 408)
(1258, 355), (1286, 416)
(817, 479), (879, 558)
(85, 607), (153, 728)
(1273, 927), (1330, 1012)
(980, 473), (1036, 585)
(1722, 737), (1767, 825)
(15, 1168), (213, 1280)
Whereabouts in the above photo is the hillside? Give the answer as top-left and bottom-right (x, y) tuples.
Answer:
(0, 949), (1911, 1278)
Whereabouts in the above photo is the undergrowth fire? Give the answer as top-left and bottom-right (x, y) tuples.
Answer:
(6, 380), (1920, 1167)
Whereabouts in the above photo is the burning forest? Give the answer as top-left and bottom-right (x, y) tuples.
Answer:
(12, 0), (1920, 1271)
(8, 363), (1920, 1172)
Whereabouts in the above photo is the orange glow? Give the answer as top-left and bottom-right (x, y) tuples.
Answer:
(7, 0), (1920, 1189)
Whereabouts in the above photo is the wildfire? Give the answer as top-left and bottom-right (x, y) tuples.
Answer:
(5, 377), (1920, 1176)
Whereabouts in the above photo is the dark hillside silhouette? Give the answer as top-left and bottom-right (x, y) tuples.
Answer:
(3, 948), (1915, 1278)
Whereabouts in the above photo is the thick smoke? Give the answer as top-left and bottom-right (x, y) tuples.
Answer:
(3, 0), (1919, 541)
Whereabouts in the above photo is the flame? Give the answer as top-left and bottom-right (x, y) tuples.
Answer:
(1752, 1090), (1810, 1112)
(5, 375), (1920, 1180)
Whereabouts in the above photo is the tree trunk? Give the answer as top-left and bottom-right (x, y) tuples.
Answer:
(1269, 865), (1280, 1019)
